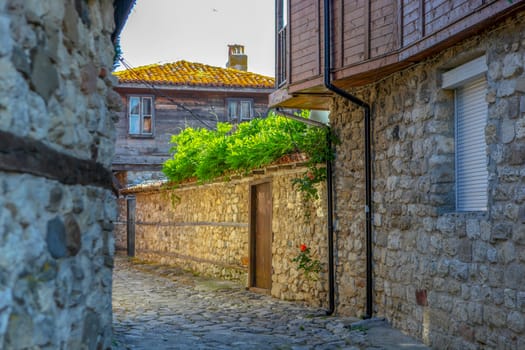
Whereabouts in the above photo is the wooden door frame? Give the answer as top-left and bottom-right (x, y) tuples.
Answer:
(248, 179), (273, 293)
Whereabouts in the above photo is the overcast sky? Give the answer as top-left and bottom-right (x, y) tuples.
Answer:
(118, 0), (275, 77)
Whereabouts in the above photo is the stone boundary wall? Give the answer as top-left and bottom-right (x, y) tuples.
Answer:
(331, 11), (525, 350)
(119, 163), (329, 307)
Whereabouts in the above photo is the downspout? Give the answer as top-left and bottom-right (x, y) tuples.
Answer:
(273, 108), (335, 315)
(323, 0), (373, 319)
(325, 128), (335, 316)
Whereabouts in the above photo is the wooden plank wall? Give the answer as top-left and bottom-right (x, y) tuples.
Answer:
(402, 0), (420, 47)
(424, 0), (482, 35)
(114, 89), (270, 169)
(370, 1), (396, 57)
(289, 0), (321, 83)
(342, 0), (366, 66)
(288, 0), (510, 85)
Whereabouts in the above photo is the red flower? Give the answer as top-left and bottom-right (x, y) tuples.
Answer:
(300, 244), (307, 252)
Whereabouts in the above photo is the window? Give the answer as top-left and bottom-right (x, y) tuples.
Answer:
(227, 99), (253, 121)
(442, 56), (488, 211)
(128, 96), (154, 136)
(276, 0), (288, 86)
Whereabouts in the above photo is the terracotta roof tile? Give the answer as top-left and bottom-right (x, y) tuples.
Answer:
(114, 60), (275, 89)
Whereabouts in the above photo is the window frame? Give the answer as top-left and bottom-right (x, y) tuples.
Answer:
(442, 56), (488, 212)
(276, 0), (288, 87)
(226, 98), (254, 122)
(127, 95), (155, 137)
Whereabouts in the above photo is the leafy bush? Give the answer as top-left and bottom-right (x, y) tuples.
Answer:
(162, 111), (337, 199)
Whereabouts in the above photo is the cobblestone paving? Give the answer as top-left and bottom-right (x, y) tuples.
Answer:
(112, 255), (429, 350)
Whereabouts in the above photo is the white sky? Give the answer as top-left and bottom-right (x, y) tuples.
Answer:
(118, 0), (275, 77)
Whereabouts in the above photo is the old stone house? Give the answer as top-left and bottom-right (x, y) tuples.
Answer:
(112, 46), (275, 186)
(0, 0), (133, 348)
(271, 0), (525, 349)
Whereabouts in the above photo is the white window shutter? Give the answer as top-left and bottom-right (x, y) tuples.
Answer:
(455, 77), (488, 211)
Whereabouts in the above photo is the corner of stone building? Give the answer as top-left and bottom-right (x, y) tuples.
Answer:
(0, 1), (120, 349)
(329, 9), (525, 349)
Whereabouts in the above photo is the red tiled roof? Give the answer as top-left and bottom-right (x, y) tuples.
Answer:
(114, 60), (275, 89)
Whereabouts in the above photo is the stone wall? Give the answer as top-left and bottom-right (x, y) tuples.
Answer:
(115, 197), (127, 251)
(331, 10), (525, 350)
(120, 164), (329, 307)
(0, 1), (120, 348)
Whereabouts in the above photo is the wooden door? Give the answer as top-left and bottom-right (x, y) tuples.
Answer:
(250, 182), (272, 291)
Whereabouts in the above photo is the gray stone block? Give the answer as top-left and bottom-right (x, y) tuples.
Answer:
(504, 263), (525, 289)
(0, 15), (13, 57)
(4, 311), (34, 349)
(46, 216), (67, 259)
(507, 310), (525, 333)
(30, 47), (59, 101)
(491, 223), (512, 241)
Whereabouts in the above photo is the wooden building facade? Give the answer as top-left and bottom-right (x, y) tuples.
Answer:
(271, 0), (525, 109)
(113, 51), (274, 185)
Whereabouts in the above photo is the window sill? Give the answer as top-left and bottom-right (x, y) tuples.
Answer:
(128, 134), (155, 139)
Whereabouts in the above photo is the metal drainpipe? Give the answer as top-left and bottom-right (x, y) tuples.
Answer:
(325, 129), (335, 315)
(323, 0), (373, 319)
(273, 108), (336, 315)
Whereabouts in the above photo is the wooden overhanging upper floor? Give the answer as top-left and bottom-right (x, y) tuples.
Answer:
(271, 0), (525, 110)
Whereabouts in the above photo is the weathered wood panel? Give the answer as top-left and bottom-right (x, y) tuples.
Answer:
(370, 1), (396, 57)
(113, 88), (271, 170)
(283, 0), (524, 98)
(0, 130), (113, 190)
(342, 0), (366, 66)
(425, 0), (483, 35)
(290, 0), (321, 83)
(402, 0), (421, 46)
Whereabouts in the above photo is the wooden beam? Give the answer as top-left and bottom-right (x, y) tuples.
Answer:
(364, 0), (371, 60)
(339, 0), (345, 67)
(419, 0), (425, 38)
(316, 0), (322, 76)
(395, 0), (404, 48)
(0, 130), (113, 190)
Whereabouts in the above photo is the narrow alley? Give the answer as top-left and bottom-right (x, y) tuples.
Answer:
(112, 255), (429, 350)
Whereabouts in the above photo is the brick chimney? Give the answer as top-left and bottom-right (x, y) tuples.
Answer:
(226, 44), (248, 71)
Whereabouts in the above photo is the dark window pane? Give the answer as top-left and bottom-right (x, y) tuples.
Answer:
(142, 97), (152, 115)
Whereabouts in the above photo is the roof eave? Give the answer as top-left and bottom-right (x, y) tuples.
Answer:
(116, 83), (275, 94)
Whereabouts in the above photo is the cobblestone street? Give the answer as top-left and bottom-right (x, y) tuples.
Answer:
(112, 255), (429, 349)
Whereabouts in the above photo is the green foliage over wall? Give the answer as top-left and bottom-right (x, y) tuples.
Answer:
(162, 111), (335, 198)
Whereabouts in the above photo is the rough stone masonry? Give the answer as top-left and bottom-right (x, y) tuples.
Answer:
(331, 10), (525, 350)
(119, 164), (330, 308)
(0, 1), (121, 349)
